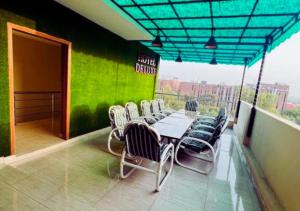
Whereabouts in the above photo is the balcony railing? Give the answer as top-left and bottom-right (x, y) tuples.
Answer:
(14, 91), (61, 125)
(155, 92), (238, 117)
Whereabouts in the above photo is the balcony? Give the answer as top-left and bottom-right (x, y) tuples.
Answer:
(0, 1), (300, 211)
(0, 126), (261, 210)
(2, 99), (298, 210)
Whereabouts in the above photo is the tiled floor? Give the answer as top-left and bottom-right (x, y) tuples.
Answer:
(15, 119), (63, 155)
(0, 130), (261, 211)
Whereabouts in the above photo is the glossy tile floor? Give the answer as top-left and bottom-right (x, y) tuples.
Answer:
(0, 130), (261, 211)
(15, 118), (63, 155)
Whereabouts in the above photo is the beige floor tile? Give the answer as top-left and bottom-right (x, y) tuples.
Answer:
(0, 129), (262, 211)
(15, 119), (64, 155)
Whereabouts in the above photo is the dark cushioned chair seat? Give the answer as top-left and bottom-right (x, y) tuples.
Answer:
(192, 124), (215, 133)
(188, 130), (212, 140)
(182, 138), (208, 153)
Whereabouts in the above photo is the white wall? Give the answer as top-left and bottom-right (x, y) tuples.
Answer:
(235, 102), (300, 211)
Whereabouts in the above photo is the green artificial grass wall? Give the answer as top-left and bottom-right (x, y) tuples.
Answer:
(0, 0), (159, 156)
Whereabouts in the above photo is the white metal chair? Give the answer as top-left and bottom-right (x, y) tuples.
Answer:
(125, 102), (157, 124)
(185, 99), (199, 112)
(193, 108), (228, 131)
(150, 99), (166, 119)
(175, 116), (229, 174)
(107, 105), (128, 157)
(120, 121), (174, 192)
(157, 99), (174, 115)
(194, 107), (227, 127)
(140, 100), (162, 121)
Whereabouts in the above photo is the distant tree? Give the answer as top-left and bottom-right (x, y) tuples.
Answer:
(257, 93), (278, 113)
(282, 108), (300, 125)
(241, 88), (255, 104)
(162, 84), (175, 94)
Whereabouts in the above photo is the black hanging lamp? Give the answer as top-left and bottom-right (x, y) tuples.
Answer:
(210, 51), (217, 65)
(205, 29), (217, 49)
(152, 30), (163, 48)
(176, 51), (182, 62)
(210, 57), (217, 65)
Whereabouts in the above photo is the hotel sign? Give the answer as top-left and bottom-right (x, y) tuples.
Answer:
(135, 54), (158, 75)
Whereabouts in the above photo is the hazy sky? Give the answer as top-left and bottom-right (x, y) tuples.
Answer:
(159, 32), (300, 98)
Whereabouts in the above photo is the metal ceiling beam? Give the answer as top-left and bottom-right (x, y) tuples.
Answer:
(121, 0), (231, 7)
(144, 40), (264, 46)
(186, 55), (251, 59)
(231, 0), (259, 63)
(155, 50), (255, 56)
(136, 13), (296, 21)
(249, 10), (300, 65)
(158, 35), (266, 39)
(162, 52), (252, 58)
(167, 0), (201, 60)
(158, 46), (259, 51)
(147, 26), (278, 30)
(127, 0), (178, 58)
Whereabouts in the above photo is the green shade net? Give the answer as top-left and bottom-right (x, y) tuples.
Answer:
(111, 0), (300, 66)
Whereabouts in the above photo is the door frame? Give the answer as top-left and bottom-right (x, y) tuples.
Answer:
(7, 23), (72, 155)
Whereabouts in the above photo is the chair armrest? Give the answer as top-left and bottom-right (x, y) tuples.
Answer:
(193, 124), (215, 130)
(189, 129), (212, 136)
(179, 137), (215, 160)
(160, 143), (174, 161)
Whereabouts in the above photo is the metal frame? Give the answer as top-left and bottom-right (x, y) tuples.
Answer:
(157, 98), (175, 115)
(150, 99), (167, 119)
(140, 100), (161, 120)
(111, 0), (300, 65)
(107, 105), (128, 157)
(120, 122), (174, 192)
(125, 102), (157, 123)
(235, 59), (248, 119)
(175, 115), (229, 174)
(120, 144), (174, 192)
(245, 38), (269, 141)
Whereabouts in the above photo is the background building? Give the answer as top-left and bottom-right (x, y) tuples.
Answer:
(246, 83), (289, 111)
(158, 79), (289, 112)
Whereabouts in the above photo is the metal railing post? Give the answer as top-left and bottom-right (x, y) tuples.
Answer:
(235, 59), (248, 120)
(245, 37), (270, 145)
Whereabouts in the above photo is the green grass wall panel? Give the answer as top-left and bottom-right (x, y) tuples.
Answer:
(0, 0), (159, 155)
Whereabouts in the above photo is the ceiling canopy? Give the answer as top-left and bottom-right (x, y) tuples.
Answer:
(109, 0), (300, 66)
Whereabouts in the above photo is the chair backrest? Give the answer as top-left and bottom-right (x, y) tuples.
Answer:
(212, 107), (227, 125)
(108, 105), (127, 137)
(207, 121), (224, 147)
(124, 121), (162, 162)
(125, 102), (140, 121)
(141, 100), (152, 116)
(185, 100), (199, 112)
(157, 99), (165, 112)
(150, 99), (160, 113)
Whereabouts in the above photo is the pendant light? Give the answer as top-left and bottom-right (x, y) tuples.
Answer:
(205, 34), (217, 49)
(176, 50), (182, 62)
(152, 30), (163, 48)
(210, 51), (217, 65)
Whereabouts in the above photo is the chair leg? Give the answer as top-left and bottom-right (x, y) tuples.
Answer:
(175, 137), (215, 175)
(184, 149), (214, 162)
(107, 129), (122, 157)
(183, 139), (221, 162)
(156, 145), (174, 192)
(120, 148), (143, 179)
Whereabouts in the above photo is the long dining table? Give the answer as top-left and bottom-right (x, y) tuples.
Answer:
(152, 110), (198, 140)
